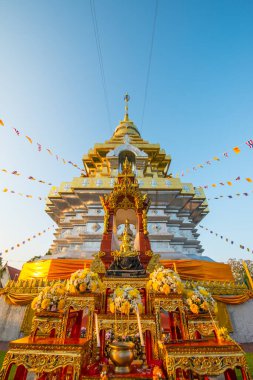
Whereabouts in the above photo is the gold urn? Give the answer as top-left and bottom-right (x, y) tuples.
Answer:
(109, 341), (135, 373)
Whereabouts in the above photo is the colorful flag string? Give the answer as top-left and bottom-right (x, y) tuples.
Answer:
(1, 168), (53, 186)
(207, 190), (253, 201)
(199, 225), (253, 254)
(0, 225), (55, 256)
(2, 187), (45, 201)
(199, 176), (252, 190)
(0, 118), (86, 175)
(176, 137), (253, 178)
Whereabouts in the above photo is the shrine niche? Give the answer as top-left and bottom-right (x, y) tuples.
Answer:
(100, 158), (152, 268)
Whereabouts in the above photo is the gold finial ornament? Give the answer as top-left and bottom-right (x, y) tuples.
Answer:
(124, 93), (130, 121)
(122, 157), (133, 175)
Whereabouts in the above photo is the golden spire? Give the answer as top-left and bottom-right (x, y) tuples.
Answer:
(124, 93), (130, 121)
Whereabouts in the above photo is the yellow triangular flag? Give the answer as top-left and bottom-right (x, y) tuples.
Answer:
(0, 119), (4, 126)
(233, 147), (241, 154)
(246, 178), (252, 183)
(25, 136), (33, 144)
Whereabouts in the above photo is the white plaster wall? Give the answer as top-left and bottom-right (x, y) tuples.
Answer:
(227, 299), (253, 343)
(0, 297), (26, 341)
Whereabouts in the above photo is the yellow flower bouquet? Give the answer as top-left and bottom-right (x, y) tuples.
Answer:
(66, 269), (104, 294)
(184, 286), (217, 315)
(147, 266), (184, 295)
(31, 282), (66, 313)
(109, 285), (143, 315)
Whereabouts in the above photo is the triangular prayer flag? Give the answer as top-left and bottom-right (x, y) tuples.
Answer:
(25, 136), (33, 144)
(0, 119), (4, 126)
(37, 143), (42, 151)
(2, 169), (7, 173)
(245, 139), (253, 148)
(13, 128), (20, 136)
(212, 184), (216, 187)
(233, 146), (241, 154)
(47, 149), (53, 155)
(227, 181), (232, 186)
(223, 152), (229, 158)
(28, 176), (36, 180)
(219, 182), (225, 186)
(213, 157), (220, 161)
(246, 178), (252, 182)
(3, 188), (8, 192)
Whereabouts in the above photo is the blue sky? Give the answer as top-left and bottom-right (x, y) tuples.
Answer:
(0, 0), (253, 268)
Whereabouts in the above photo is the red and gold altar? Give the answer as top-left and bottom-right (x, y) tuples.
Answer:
(0, 160), (251, 380)
(0, 99), (252, 379)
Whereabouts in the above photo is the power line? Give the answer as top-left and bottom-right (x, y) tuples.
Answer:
(90, 0), (112, 133)
(140, 0), (158, 131)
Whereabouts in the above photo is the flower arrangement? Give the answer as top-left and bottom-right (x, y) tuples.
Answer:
(147, 266), (184, 295)
(31, 282), (66, 312)
(184, 286), (217, 315)
(66, 269), (104, 294)
(109, 285), (143, 315)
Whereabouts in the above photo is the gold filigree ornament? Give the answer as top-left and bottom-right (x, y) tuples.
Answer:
(91, 251), (106, 274)
(146, 253), (161, 274)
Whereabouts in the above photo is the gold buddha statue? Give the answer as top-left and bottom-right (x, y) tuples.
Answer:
(117, 219), (137, 258)
(107, 220), (145, 276)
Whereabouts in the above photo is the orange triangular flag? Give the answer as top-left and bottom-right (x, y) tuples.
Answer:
(233, 147), (241, 154)
(246, 178), (252, 182)
(212, 184), (216, 187)
(227, 181), (233, 186)
(25, 136), (33, 144)
(0, 119), (4, 126)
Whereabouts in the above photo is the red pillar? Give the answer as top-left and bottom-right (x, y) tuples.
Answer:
(224, 368), (237, 380)
(240, 367), (249, 380)
(14, 365), (28, 380)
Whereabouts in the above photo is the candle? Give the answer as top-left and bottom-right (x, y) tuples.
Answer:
(95, 313), (100, 347)
(136, 306), (144, 346)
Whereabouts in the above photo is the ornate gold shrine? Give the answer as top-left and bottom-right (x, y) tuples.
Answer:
(161, 340), (248, 377)
(0, 107), (251, 380)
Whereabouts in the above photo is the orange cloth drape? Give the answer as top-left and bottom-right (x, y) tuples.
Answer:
(19, 259), (92, 280)
(213, 292), (253, 304)
(47, 259), (91, 280)
(161, 259), (234, 282)
(0, 288), (37, 306)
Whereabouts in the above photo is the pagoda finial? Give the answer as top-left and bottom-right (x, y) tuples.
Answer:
(124, 93), (130, 121)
